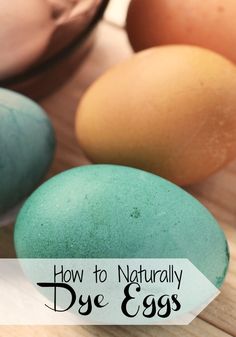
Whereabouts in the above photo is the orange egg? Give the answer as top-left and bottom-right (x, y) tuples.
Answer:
(126, 0), (236, 64)
(76, 46), (236, 186)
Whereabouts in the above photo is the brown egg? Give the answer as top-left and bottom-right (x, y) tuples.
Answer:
(126, 0), (236, 64)
(76, 46), (236, 186)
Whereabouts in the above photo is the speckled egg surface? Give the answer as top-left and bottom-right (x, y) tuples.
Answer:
(76, 46), (236, 186)
(0, 88), (55, 215)
(14, 165), (229, 288)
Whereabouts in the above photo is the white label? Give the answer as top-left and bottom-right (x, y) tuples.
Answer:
(0, 259), (219, 325)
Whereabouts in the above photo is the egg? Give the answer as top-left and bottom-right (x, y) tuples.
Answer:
(0, 88), (55, 216)
(14, 165), (229, 288)
(76, 46), (236, 186)
(0, 0), (53, 80)
(126, 0), (236, 64)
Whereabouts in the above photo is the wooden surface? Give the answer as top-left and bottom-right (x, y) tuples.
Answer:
(0, 1), (236, 336)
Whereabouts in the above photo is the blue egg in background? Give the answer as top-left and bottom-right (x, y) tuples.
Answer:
(0, 88), (55, 218)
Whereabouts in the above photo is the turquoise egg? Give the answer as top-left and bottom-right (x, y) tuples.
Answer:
(0, 88), (55, 215)
(14, 165), (229, 288)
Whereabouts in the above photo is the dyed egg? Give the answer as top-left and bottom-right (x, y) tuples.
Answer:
(0, 88), (55, 215)
(126, 0), (236, 64)
(14, 165), (229, 288)
(76, 46), (236, 186)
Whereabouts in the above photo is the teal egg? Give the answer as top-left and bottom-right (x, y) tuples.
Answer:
(14, 165), (229, 288)
(0, 88), (55, 215)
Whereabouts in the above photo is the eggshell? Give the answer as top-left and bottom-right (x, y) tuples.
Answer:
(0, 0), (53, 79)
(76, 46), (236, 186)
(0, 88), (55, 215)
(126, 0), (236, 64)
(14, 165), (229, 288)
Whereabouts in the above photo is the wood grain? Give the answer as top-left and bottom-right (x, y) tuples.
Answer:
(0, 319), (233, 337)
(0, 13), (235, 337)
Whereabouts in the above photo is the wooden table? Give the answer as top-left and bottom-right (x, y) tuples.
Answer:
(0, 1), (235, 336)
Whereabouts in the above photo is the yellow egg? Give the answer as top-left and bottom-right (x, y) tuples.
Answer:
(76, 46), (236, 186)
